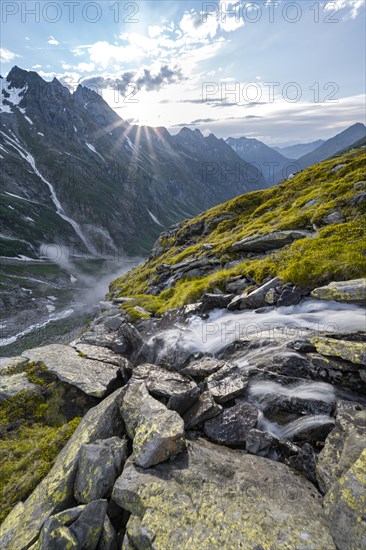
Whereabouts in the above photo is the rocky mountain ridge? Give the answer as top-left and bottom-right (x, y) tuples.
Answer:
(0, 66), (265, 258)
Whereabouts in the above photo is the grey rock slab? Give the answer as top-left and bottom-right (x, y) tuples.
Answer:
(121, 382), (186, 468)
(73, 344), (132, 369)
(74, 437), (128, 503)
(183, 391), (222, 429)
(228, 277), (282, 310)
(206, 363), (249, 403)
(203, 402), (259, 446)
(231, 230), (312, 252)
(112, 438), (335, 549)
(181, 358), (226, 379)
(22, 344), (120, 398)
(0, 388), (125, 550)
(69, 499), (108, 550)
(200, 293), (234, 312)
(130, 363), (197, 402)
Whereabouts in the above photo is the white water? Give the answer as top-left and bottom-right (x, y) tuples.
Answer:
(1, 130), (97, 255)
(258, 413), (335, 440)
(248, 380), (336, 404)
(150, 299), (366, 359)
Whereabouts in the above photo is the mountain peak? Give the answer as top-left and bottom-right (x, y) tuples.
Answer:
(7, 66), (43, 88)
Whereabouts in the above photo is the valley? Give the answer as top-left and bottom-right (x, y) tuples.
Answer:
(0, 65), (365, 549)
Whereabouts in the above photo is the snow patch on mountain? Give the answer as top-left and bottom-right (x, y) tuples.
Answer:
(147, 209), (164, 226)
(86, 142), (105, 162)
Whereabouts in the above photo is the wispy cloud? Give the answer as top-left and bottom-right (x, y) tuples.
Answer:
(48, 36), (60, 46)
(0, 48), (20, 63)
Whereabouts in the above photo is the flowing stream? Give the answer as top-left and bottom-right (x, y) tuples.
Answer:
(149, 298), (365, 440)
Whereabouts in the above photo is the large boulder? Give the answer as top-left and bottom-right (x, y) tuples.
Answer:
(310, 337), (366, 366)
(74, 437), (128, 503)
(231, 230), (311, 252)
(112, 438), (335, 549)
(310, 278), (366, 304)
(120, 382), (186, 468)
(72, 343), (131, 369)
(228, 277), (281, 310)
(22, 344), (120, 398)
(0, 389), (125, 550)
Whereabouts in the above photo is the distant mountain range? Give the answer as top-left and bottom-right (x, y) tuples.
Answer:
(273, 140), (325, 159)
(296, 123), (366, 169)
(0, 66), (265, 259)
(226, 123), (366, 183)
(225, 137), (292, 185)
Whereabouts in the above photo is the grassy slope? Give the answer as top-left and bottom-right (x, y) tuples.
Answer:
(110, 148), (366, 317)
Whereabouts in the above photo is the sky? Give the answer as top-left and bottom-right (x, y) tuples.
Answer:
(1, 0), (365, 145)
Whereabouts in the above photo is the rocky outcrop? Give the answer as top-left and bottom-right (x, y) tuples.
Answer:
(2, 271), (366, 549)
(311, 278), (366, 304)
(231, 230), (312, 252)
(113, 438), (335, 549)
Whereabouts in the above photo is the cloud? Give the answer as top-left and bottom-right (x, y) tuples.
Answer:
(48, 36), (60, 45)
(32, 64), (42, 69)
(0, 48), (20, 63)
(79, 65), (184, 96)
(326, 0), (365, 19)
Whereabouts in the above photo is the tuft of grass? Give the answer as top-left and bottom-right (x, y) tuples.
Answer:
(0, 418), (81, 523)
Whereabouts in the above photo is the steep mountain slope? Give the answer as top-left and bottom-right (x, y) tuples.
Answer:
(0, 66), (265, 258)
(297, 123), (366, 170)
(274, 139), (324, 159)
(226, 136), (293, 184)
(110, 148), (366, 316)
